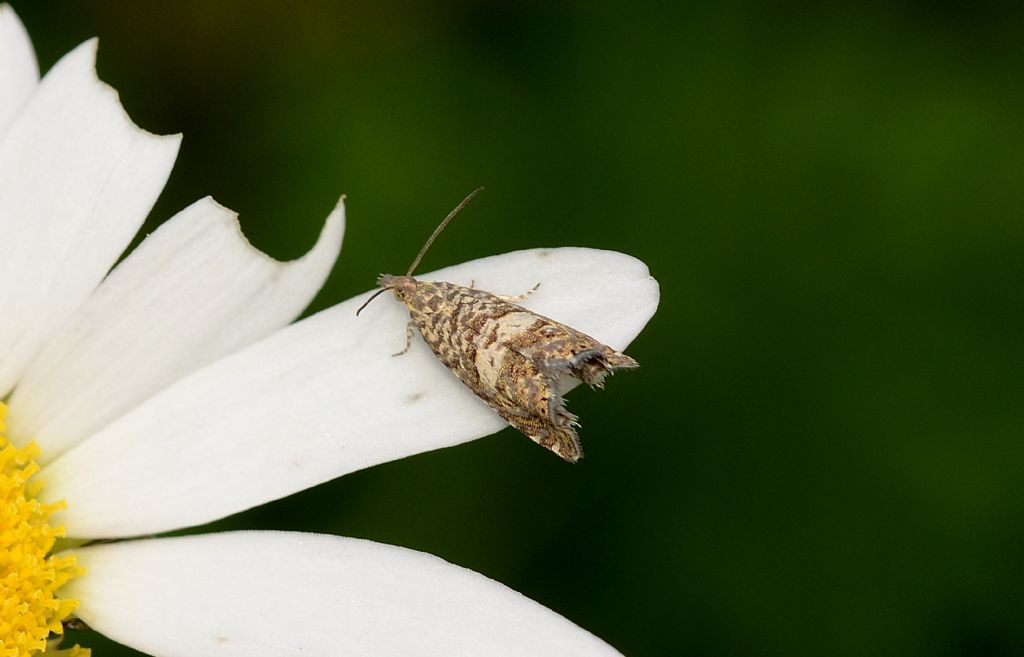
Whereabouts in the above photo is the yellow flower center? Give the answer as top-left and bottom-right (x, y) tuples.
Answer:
(0, 402), (89, 657)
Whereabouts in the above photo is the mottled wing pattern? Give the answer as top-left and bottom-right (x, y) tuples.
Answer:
(403, 280), (636, 462)
(507, 317), (639, 388)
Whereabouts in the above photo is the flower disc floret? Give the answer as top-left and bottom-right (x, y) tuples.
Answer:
(0, 403), (87, 657)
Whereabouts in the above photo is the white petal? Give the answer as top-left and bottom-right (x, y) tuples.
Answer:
(42, 248), (659, 538)
(0, 4), (38, 133)
(8, 196), (345, 457)
(66, 531), (622, 657)
(0, 40), (180, 396)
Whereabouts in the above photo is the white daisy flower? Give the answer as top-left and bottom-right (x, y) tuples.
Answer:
(0, 6), (659, 657)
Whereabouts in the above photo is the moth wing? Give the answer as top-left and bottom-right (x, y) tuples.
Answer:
(530, 425), (583, 463)
(499, 412), (582, 463)
(481, 359), (584, 463)
(507, 316), (638, 388)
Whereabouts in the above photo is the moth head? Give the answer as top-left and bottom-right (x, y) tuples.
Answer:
(356, 274), (417, 315)
(378, 274), (417, 302)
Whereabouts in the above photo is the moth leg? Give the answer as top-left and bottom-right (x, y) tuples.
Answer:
(497, 282), (541, 303)
(391, 321), (416, 357)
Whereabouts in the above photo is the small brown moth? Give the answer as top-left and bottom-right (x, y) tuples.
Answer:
(357, 189), (638, 462)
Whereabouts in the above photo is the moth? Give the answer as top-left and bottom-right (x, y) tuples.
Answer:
(357, 189), (638, 462)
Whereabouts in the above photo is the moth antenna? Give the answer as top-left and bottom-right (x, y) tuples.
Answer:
(356, 287), (394, 316)
(406, 187), (484, 277)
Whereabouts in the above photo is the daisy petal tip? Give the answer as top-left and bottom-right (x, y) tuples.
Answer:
(184, 196), (244, 240)
(0, 2), (39, 129)
(0, 4), (31, 45)
(193, 193), (344, 268)
(61, 36), (183, 150)
(195, 193), (234, 215)
(599, 247), (660, 316)
(320, 195), (347, 245)
(60, 37), (100, 77)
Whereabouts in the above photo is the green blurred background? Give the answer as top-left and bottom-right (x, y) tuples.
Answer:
(12, 2), (1024, 656)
